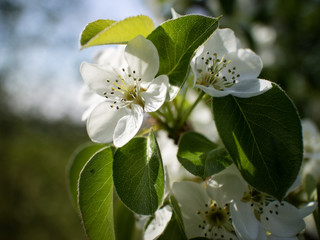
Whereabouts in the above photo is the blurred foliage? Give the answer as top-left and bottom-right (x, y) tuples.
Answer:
(0, 86), (88, 239)
(149, 0), (320, 126)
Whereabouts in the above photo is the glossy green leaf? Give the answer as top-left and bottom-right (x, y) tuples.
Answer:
(81, 15), (155, 49)
(78, 147), (115, 240)
(212, 84), (303, 200)
(67, 143), (105, 209)
(177, 132), (232, 178)
(113, 131), (164, 215)
(147, 15), (220, 99)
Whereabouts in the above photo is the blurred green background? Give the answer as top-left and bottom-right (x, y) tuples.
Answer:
(0, 0), (319, 239)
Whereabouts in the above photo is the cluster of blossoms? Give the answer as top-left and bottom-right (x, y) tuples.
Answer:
(78, 14), (318, 240)
(169, 165), (316, 240)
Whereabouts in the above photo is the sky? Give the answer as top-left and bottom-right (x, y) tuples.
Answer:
(0, 0), (156, 123)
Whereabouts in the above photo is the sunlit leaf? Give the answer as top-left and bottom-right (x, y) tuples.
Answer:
(113, 130), (164, 215)
(78, 147), (115, 240)
(81, 15), (155, 49)
(67, 143), (105, 209)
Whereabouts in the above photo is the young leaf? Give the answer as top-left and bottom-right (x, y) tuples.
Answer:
(80, 19), (116, 46)
(147, 15), (220, 99)
(81, 15), (155, 49)
(78, 147), (115, 240)
(67, 143), (105, 209)
(177, 132), (232, 178)
(113, 131), (164, 215)
(212, 84), (303, 200)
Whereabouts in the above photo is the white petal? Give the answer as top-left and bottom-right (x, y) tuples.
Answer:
(78, 85), (105, 121)
(207, 164), (248, 204)
(141, 75), (169, 112)
(82, 102), (101, 121)
(228, 78), (272, 98)
(80, 62), (119, 96)
(191, 45), (204, 87)
(267, 236), (298, 240)
(203, 28), (238, 58)
(113, 104), (144, 147)
(299, 201), (317, 218)
(125, 35), (159, 82)
(195, 84), (230, 97)
(87, 101), (127, 143)
(171, 8), (182, 19)
(225, 49), (263, 80)
(94, 45), (126, 66)
(230, 201), (267, 240)
(172, 181), (210, 239)
(261, 201), (305, 237)
(144, 206), (173, 240)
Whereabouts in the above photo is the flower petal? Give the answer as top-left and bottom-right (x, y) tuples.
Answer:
(207, 164), (248, 204)
(94, 45), (126, 66)
(113, 104), (144, 147)
(227, 78), (272, 98)
(144, 205), (173, 240)
(171, 8), (182, 19)
(141, 75), (169, 112)
(125, 35), (159, 82)
(195, 84), (230, 97)
(78, 85), (105, 121)
(87, 101), (127, 143)
(80, 62), (119, 96)
(299, 201), (317, 218)
(230, 201), (267, 240)
(172, 181), (210, 239)
(261, 201), (305, 237)
(203, 28), (238, 58)
(224, 49), (263, 80)
(267, 236), (298, 240)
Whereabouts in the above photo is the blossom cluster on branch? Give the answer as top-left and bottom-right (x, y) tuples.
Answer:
(68, 10), (319, 240)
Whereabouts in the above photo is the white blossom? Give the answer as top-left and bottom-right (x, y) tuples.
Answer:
(173, 180), (241, 239)
(191, 28), (272, 98)
(209, 164), (317, 239)
(80, 35), (168, 147)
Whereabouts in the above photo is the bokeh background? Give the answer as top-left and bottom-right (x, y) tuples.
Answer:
(0, 0), (319, 239)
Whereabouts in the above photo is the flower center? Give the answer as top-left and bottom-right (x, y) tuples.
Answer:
(196, 51), (240, 91)
(241, 186), (273, 215)
(197, 202), (237, 239)
(103, 68), (146, 110)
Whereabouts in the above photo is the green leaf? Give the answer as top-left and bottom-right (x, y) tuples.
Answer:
(147, 15), (220, 99)
(113, 131), (164, 215)
(212, 84), (303, 200)
(114, 198), (136, 240)
(80, 19), (116, 46)
(67, 143), (105, 209)
(177, 132), (232, 178)
(81, 15), (155, 49)
(78, 147), (115, 240)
